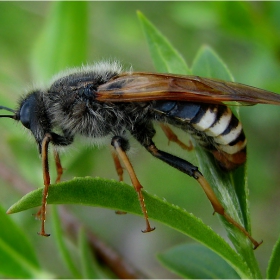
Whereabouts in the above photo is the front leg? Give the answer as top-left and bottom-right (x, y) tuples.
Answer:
(53, 149), (63, 183)
(36, 131), (72, 237)
(36, 133), (53, 237)
(111, 136), (155, 233)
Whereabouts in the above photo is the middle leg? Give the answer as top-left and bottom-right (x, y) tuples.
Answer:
(111, 136), (155, 233)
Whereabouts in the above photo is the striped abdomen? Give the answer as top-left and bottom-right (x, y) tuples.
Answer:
(152, 101), (246, 171)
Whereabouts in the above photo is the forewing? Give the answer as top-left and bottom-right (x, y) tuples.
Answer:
(96, 72), (280, 105)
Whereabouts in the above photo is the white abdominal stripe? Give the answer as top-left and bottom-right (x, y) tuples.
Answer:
(190, 105), (246, 155)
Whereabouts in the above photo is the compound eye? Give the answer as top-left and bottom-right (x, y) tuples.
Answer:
(20, 101), (31, 129)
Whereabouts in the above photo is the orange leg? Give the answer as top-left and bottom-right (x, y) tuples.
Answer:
(195, 172), (262, 249)
(160, 123), (193, 151)
(158, 124), (262, 249)
(111, 136), (155, 233)
(111, 148), (124, 182)
(53, 149), (63, 184)
(36, 133), (52, 237)
(111, 148), (127, 214)
(146, 142), (262, 249)
(35, 148), (63, 223)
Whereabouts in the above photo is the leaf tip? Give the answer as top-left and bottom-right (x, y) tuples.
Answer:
(6, 206), (13, 214)
(136, 10), (143, 19)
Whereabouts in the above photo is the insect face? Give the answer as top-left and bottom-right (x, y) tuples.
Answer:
(15, 92), (53, 152)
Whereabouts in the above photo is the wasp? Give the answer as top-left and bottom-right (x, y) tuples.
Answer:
(1, 61), (280, 249)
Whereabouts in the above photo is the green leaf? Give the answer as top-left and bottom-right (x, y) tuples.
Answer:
(51, 206), (81, 278)
(190, 47), (259, 274)
(158, 243), (240, 279)
(192, 45), (234, 81)
(0, 205), (51, 278)
(191, 46), (240, 119)
(31, 2), (89, 82)
(188, 146), (261, 278)
(7, 177), (253, 278)
(138, 13), (261, 278)
(137, 11), (190, 75)
(267, 233), (280, 279)
(78, 227), (109, 279)
(191, 47), (246, 224)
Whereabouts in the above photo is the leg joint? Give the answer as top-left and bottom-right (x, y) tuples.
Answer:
(146, 143), (201, 179)
(111, 136), (130, 151)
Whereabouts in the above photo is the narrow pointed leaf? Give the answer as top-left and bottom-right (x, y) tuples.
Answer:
(0, 205), (50, 278)
(78, 227), (108, 279)
(137, 11), (190, 75)
(192, 45), (234, 81)
(31, 2), (88, 82)
(191, 46), (259, 275)
(158, 243), (240, 279)
(51, 206), (81, 278)
(8, 177), (252, 278)
(138, 12), (261, 278)
(267, 233), (280, 279)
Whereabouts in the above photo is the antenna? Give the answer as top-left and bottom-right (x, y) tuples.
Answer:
(0, 106), (16, 119)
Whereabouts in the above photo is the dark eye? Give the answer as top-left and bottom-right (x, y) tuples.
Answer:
(20, 101), (31, 129)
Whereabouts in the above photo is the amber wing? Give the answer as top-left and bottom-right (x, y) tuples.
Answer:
(96, 72), (280, 105)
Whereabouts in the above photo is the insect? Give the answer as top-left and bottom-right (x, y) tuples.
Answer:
(1, 61), (280, 249)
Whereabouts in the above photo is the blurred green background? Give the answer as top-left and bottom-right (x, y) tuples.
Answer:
(0, 2), (280, 278)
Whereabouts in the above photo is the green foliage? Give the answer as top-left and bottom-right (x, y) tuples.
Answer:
(0, 205), (50, 278)
(31, 2), (88, 82)
(191, 45), (234, 81)
(137, 11), (191, 75)
(77, 227), (108, 279)
(138, 12), (260, 278)
(267, 235), (280, 279)
(51, 206), (82, 278)
(7, 177), (255, 278)
(0, 2), (280, 279)
(158, 243), (240, 279)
